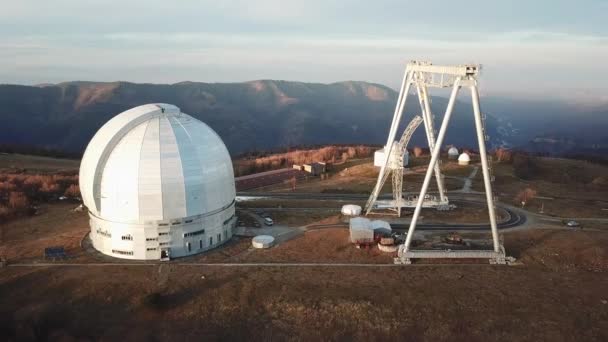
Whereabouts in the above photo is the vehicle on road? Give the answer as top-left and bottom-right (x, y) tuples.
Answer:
(565, 220), (581, 228)
(264, 217), (274, 226)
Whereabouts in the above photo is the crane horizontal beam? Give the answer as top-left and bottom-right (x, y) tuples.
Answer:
(406, 61), (480, 77)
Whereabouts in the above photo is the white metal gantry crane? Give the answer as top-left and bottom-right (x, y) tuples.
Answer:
(383, 60), (506, 264)
(365, 61), (451, 217)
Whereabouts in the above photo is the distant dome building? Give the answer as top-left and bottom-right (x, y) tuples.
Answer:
(447, 146), (459, 159)
(79, 104), (236, 260)
(458, 152), (471, 165)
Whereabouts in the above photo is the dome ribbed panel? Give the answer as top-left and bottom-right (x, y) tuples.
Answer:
(138, 117), (163, 220)
(99, 120), (148, 222)
(168, 115), (206, 217)
(80, 104), (165, 215)
(159, 116), (187, 219)
(187, 119), (236, 212)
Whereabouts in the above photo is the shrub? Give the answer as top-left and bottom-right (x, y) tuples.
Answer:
(64, 184), (80, 197)
(8, 192), (29, 209)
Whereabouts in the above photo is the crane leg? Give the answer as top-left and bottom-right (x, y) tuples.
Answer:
(366, 68), (412, 214)
(402, 78), (461, 254)
(415, 74), (448, 203)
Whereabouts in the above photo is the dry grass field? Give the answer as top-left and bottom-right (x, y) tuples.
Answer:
(1, 226), (607, 340)
(473, 157), (608, 218)
(262, 157), (466, 194)
(0, 154), (79, 173)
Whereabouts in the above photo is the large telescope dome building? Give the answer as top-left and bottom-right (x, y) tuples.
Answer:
(79, 104), (236, 260)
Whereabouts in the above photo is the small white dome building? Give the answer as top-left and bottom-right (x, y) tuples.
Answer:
(341, 204), (362, 216)
(458, 152), (471, 165)
(447, 147), (459, 159)
(80, 104), (236, 260)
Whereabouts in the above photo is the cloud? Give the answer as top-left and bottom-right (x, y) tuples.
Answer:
(1, 1), (607, 101)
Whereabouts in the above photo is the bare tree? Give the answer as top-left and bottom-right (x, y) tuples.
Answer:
(495, 148), (513, 163)
(8, 192), (28, 210)
(515, 188), (537, 208)
(64, 184), (81, 197)
(341, 152), (349, 163)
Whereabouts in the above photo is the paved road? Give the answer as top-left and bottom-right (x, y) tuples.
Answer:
(237, 192), (528, 231)
(8, 262), (505, 268)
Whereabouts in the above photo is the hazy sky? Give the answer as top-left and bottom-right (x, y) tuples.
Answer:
(2, 0), (607, 101)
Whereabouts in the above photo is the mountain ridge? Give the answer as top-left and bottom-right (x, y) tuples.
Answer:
(0, 80), (605, 157)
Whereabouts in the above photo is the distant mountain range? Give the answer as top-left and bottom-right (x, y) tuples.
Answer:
(0, 80), (606, 158)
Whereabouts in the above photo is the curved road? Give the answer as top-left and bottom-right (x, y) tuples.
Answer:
(237, 192), (527, 231)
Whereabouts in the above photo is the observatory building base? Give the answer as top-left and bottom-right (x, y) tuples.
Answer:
(394, 245), (509, 265)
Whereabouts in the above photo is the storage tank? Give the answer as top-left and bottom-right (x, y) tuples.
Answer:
(79, 104), (236, 260)
(341, 204), (362, 216)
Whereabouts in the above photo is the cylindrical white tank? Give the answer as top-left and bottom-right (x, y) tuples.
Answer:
(79, 103), (236, 260)
(252, 235), (275, 249)
(341, 204), (362, 216)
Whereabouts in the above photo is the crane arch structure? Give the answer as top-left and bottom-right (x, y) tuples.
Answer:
(370, 60), (507, 264)
(364, 115), (423, 217)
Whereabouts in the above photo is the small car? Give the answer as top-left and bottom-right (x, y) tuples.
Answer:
(565, 220), (581, 228)
(264, 217), (274, 226)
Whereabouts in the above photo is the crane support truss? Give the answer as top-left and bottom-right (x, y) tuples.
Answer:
(374, 60), (505, 264)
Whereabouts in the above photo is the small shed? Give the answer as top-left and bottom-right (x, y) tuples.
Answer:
(370, 220), (392, 235)
(349, 217), (373, 243)
(303, 162), (326, 175)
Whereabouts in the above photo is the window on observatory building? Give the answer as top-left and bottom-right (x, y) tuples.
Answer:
(187, 242), (191, 252)
(223, 216), (234, 225)
(224, 230), (227, 239)
(209, 236), (213, 246)
(217, 233), (221, 242)
(122, 234), (133, 241)
(199, 240), (203, 249)
(147, 247), (157, 251)
(183, 229), (205, 238)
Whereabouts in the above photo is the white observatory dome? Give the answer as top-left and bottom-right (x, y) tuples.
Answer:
(458, 152), (471, 165)
(80, 104), (236, 260)
(448, 147), (459, 157)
